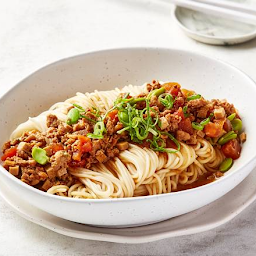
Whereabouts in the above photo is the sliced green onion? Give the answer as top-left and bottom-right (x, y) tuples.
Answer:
(192, 114), (213, 131)
(187, 94), (201, 101)
(147, 136), (170, 153)
(123, 92), (130, 99)
(231, 118), (242, 132)
(135, 126), (148, 140)
(147, 87), (165, 100)
(32, 147), (49, 165)
(131, 117), (141, 128)
(200, 117), (211, 126)
(149, 107), (159, 127)
(227, 113), (236, 121)
(161, 132), (181, 152)
(117, 127), (130, 134)
(159, 94), (174, 109)
(192, 122), (204, 130)
(129, 97), (146, 105)
(91, 107), (101, 117)
(73, 103), (85, 112)
(219, 158), (233, 172)
(87, 121), (106, 139)
(67, 108), (80, 125)
(94, 121), (105, 135)
(111, 90), (180, 154)
(102, 105), (117, 120)
(80, 115), (97, 123)
(69, 103), (100, 124)
(148, 127), (158, 136)
(218, 131), (237, 145)
(114, 97), (123, 107)
(114, 95), (145, 110)
(87, 133), (103, 139)
(140, 108), (147, 124)
(182, 105), (189, 118)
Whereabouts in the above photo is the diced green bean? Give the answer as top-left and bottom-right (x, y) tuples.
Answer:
(118, 111), (129, 124)
(218, 131), (237, 145)
(219, 158), (233, 172)
(67, 108), (80, 125)
(231, 118), (242, 132)
(227, 113), (236, 121)
(32, 147), (49, 165)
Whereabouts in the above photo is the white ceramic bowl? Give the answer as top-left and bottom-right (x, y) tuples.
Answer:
(1, 48), (256, 228)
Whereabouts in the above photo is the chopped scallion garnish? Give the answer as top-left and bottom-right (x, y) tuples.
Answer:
(159, 94), (174, 109)
(192, 113), (213, 130)
(80, 115), (97, 123)
(147, 87), (165, 100)
(87, 121), (106, 139)
(187, 94), (201, 101)
(182, 105), (189, 118)
(73, 103), (85, 112)
(192, 122), (204, 130)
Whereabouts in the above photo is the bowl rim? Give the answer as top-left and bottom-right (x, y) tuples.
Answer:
(1, 46), (256, 203)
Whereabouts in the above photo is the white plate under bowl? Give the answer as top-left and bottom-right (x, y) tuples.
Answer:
(1, 167), (256, 244)
(173, 2), (256, 45)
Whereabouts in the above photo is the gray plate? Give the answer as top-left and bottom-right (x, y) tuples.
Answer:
(173, 0), (256, 45)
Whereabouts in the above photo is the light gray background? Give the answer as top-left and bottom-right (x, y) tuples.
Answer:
(1, 1), (256, 255)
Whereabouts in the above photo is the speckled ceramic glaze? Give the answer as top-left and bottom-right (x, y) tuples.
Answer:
(1, 166), (256, 243)
(173, 0), (256, 45)
(0, 48), (256, 227)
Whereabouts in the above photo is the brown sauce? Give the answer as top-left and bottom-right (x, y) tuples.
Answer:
(176, 172), (221, 192)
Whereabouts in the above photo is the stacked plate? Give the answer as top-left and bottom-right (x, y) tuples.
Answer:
(173, 0), (256, 45)
(1, 167), (256, 243)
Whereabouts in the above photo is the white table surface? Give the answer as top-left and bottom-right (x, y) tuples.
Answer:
(1, 0), (256, 255)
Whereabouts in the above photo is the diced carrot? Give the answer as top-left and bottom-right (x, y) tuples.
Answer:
(1, 147), (17, 161)
(78, 135), (92, 153)
(108, 109), (118, 121)
(51, 144), (64, 154)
